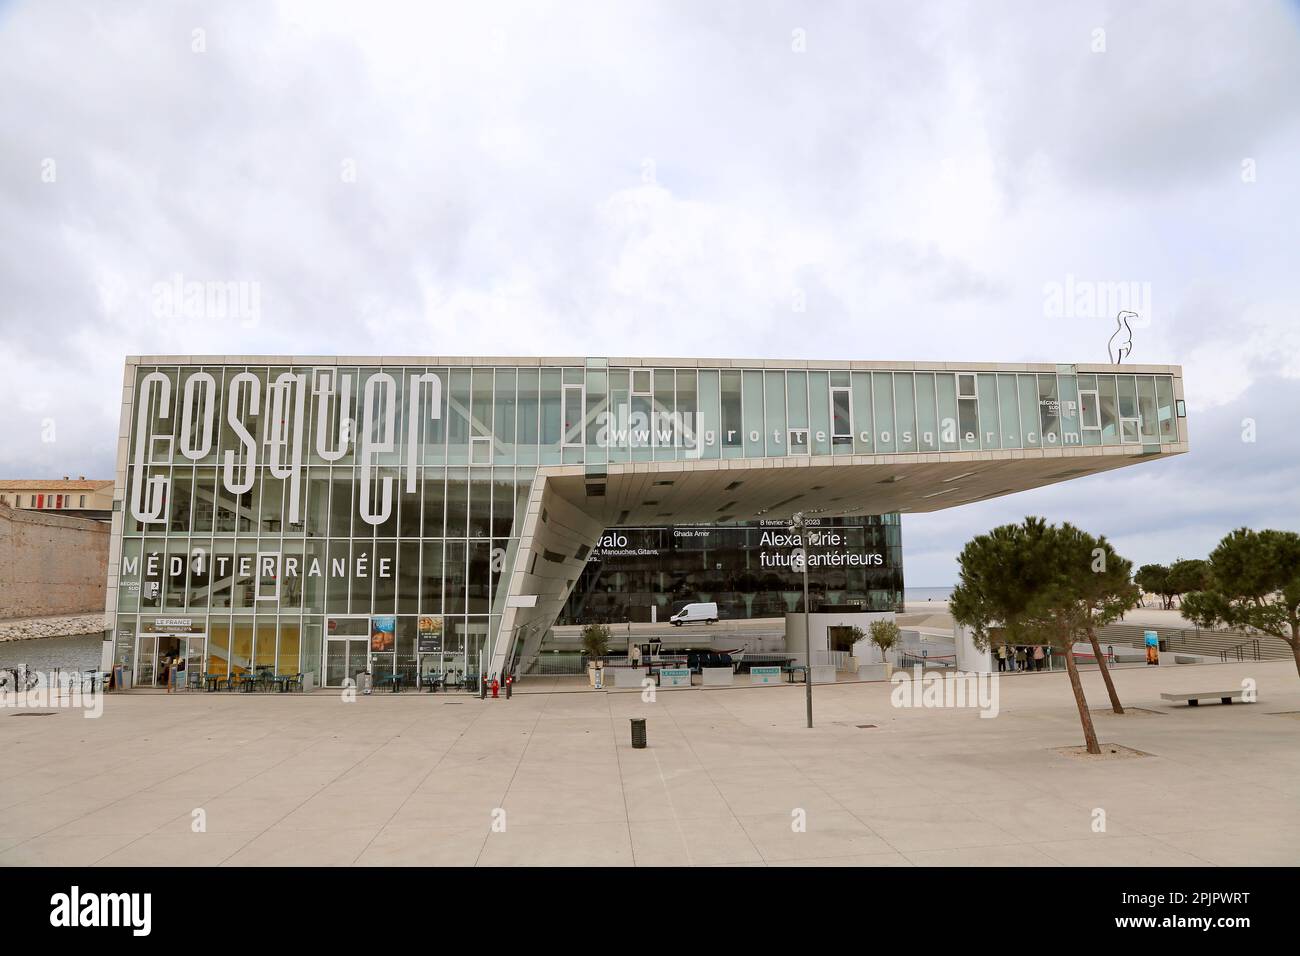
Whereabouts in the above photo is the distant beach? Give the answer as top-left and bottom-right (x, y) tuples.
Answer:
(905, 586), (954, 603)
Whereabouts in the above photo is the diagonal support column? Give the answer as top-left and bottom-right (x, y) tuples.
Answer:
(488, 472), (605, 679)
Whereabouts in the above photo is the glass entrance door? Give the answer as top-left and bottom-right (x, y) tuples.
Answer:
(324, 639), (369, 687)
(324, 617), (371, 687)
(134, 634), (206, 687)
(136, 636), (158, 687)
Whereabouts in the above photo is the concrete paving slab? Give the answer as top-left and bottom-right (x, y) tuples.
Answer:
(0, 659), (1295, 866)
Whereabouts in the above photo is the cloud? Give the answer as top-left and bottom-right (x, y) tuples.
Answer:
(0, 0), (1296, 580)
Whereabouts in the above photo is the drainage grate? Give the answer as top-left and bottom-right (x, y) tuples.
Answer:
(856, 724), (877, 729)
(11, 712), (56, 717)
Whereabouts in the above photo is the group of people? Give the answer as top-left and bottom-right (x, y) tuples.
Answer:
(995, 643), (1048, 672)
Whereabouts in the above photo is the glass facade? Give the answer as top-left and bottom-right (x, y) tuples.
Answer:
(559, 515), (903, 625)
(111, 361), (1182, 686)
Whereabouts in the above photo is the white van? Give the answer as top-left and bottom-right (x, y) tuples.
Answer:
(670, 602), (718, 626)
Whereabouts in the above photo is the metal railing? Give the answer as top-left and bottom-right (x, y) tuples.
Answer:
(896, 649), (958, 669)
(1098, 621), (1290, 662)
(1220, 638), (1261, 663)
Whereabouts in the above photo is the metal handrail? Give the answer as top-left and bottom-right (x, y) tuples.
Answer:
(1219, 638), (1260, 663)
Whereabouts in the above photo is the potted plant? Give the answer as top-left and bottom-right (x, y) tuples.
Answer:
(582, 623), (611, 687)
(869, 619), (901, 678)
(842, 624), (867, 672)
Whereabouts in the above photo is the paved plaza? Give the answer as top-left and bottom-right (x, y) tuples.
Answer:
(1, 661), (1297, 866)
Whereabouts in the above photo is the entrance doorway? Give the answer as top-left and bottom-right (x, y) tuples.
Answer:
(324, 616), (370, 688)
(135, 633), (207, 688)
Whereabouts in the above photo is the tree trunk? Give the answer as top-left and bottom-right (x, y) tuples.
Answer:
(1290, 626), (1300, 682)
(1088, 626), (1124, 715)
(1063, 639), (1101, 754)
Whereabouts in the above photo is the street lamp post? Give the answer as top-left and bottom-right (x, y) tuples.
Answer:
(789, 511), (813, 729)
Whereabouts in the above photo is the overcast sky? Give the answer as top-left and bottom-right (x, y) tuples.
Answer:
(1, 0), (1297, 584)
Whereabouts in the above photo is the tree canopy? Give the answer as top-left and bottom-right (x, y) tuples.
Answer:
(1182, 528), (1300, 676)
(951, 517), (1136, 650)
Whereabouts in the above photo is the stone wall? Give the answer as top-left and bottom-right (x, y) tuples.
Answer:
(0, 504), (110, 620)
(0, 613), (109, 642)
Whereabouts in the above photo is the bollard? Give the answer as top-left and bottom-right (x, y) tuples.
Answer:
(480, 674), (488, 699)
(629, 717), (647, 749)
(506, 676), (513, 699)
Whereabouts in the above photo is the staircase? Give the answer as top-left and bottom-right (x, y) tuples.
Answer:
(1094, 622), (1292, 662)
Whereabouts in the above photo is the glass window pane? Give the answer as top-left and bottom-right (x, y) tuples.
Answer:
(1037, 375), (1061, 446)
(444, 541), (466, 614)
(470, 369), (493, 440)
(997, 374), (1021, 448)
(851, 372), (874, 453)
(914, 373), (938, 451)
(447, 369), (471, 465)
(764, 371), (787, 456)
(894, 373), (917, 453)
(975, 374), (999, 449)
(742, 370), (764, 457)
(231, 618), (253, 675)
(255, 620), (276, 671)
(698, 369), (720, 460)
(958, 398), (979, 450)
(607, 369), (630, 462)
(872, 373), (895, 453)
(676, 370), (697, 457)
(467, 540), (491, 613)
(278, 622), (301, 675)
(445, 469), (468, 537)
(420, 541), (443, 616)
(468, 472), (491, 538)
(936, 374), (958, 451)
(1155, 376), (1176, 441)
(585, 369), (607, 462)
(539, 370), (562, 464)
(207, 617), (230, 676)
(786, 371), (809, 429)
(493, 369), (516, 464)
(1059, 374), (1081, 447)
(720, 369), (743, 458)
(808, 371), (830, 456)
(516, 369), (539, 465)
(1117, 375), (1138, 419)
(653, 370), (674, 459)
(1137, 376), (1158, 440)
(372, 540), (396, 613)
(1018, 375), (1041, 448)
(1098, 375), (1119, 443)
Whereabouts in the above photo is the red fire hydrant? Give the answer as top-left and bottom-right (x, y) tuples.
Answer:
(491, 677), (500, 699)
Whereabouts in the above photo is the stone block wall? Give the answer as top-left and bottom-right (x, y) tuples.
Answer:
(0, 504), (110, 620)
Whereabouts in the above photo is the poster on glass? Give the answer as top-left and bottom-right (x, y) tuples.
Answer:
(371, 615), (396, 653)
(417, 616), (444, 654)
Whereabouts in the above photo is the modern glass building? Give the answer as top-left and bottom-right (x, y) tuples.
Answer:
(104, 357), (1188, 687)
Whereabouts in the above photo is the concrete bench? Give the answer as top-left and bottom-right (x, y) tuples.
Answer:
(1160, 690), (1251, 707)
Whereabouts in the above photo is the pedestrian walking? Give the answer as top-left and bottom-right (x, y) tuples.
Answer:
(1033, 645), (1045, 671)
